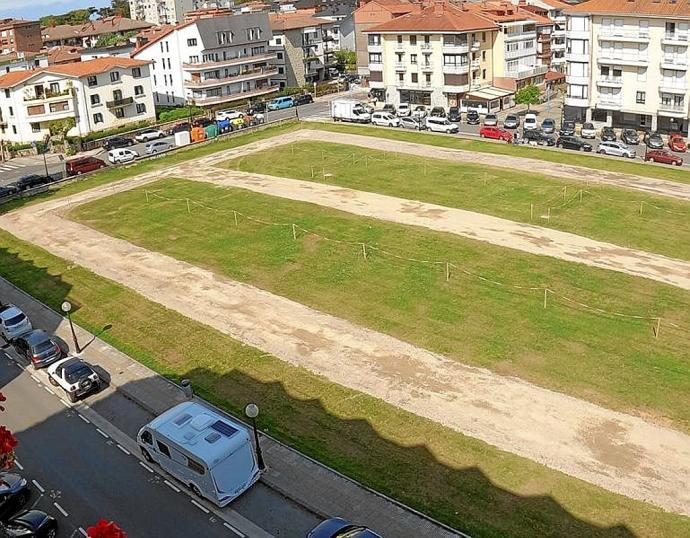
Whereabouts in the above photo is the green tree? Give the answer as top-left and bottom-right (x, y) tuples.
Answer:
(41, 8), (97, 26)
(334, 49), (356, 73)
(45, 117), (76, 142)
(514, 84), (541, 111)
(94, 30), (136, 47)
(98, 0), (131, 18)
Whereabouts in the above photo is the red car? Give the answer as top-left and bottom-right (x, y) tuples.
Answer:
(668, 132), (687, 152)
(479, 125), (513, 142)
(644, 149), (683, 166)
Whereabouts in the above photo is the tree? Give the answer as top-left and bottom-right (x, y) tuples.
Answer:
(46, 117), (76, 141)
(334, 50), (356, 73)
(41, 8), (97, 27)
(514, 84), (541, 111)
(87, 520), (127, 538)
(0, 426), (17, 471)
(94, 31), (137, 47)
(98, 1), (131, 18)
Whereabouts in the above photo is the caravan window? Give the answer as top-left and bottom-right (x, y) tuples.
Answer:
(187, 458), (205, 475)
(141, 430), (153, 445)
(156, 440), (171, 458)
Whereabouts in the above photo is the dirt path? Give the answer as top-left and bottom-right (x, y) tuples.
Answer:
(2, 184), (690, 516)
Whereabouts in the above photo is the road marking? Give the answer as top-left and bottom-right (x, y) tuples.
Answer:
(95, 428), (109, 439)
(223, 522), (246, 537)
(79, 528), (89, 537)
(53, 502), (68, 517)
(59, 399), (70, 409)
(139, 461), (153, 473)
(30, 373), (40, 383)
(164, 479), (180, 493)
(43, 386), (54, 395)
(190, 499), (209, 514)
(14, 460), (23, 471)
(31, 480), (45, 493)
(78, 414), (90, 424)
(116, 444), (131, 455)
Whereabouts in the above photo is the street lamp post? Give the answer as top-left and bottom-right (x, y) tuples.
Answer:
(244, 403), (266, 470)
(61, 301), (81, 354)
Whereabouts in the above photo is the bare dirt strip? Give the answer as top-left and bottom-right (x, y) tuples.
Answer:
(1, 174), (690, 516)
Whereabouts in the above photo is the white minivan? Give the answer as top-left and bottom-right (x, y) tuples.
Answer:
(108, 148), (138, 164)
(425, 117), (459, 133)
(371, 112), (400, 127)
(137, 401), (261, 507)
(523, 113), (538, 130)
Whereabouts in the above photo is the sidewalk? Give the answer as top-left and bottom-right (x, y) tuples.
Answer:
(0, 277), (462, 538)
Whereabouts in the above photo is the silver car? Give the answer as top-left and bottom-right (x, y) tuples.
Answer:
(146, 140), (173, 154)
(0, 304), (32, 342)
(483, 113), (498, 126)
(597, 141), (636, 158)
(399, 116), (424, 130)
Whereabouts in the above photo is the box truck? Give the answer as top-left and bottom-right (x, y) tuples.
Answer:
(331, 99), (371, 123)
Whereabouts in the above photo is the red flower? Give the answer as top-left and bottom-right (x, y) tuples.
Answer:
(86, 520), (127, 538)
(0, 427), (17, 455)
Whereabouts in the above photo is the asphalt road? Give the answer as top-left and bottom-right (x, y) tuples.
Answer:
(0, 348), (321, 537)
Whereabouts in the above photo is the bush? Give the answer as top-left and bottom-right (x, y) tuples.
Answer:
(157, 106), (205, 123)
(7, 142), (32, 152)
(81, 120), (154, 142)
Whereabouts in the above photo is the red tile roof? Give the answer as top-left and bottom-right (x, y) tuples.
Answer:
(270, 13), (332, 31)
(545, 69), (566, 81)
(566, 0), (690, 16)
(364, 2), (498, 32)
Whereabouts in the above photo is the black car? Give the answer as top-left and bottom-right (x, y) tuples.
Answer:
(0, 473), (31, 521)
(102, 136), (134, 150)
(644, 131), (664, 149)
(248, 101), (266, 113)
(466, 110), (480, 125)
(559, 120), (576, 136)
(0, 186), (18, 199)
(522, 129), (556, 146)
(0, 510), (57, 537)
(13, 329), (61, 369)
(557, 135), (592, 151)
(168, 122), (191, 135)
(294, 93), (314, 106)
(13, 175), (51, 192)
(620, 129), (640, 145)
(600, 126), (616, 141)
(430, 106), (446, 118)
(447, 106), (461, 122)
(193, 118), (213, 128)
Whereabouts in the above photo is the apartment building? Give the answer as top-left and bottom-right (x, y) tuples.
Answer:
(0, 19), (42, 54)
(269, 12), (335, 88)
(0, 57), (155, 144)
(132, 13), (277, 107)
(518, 0), (568, 72)
(0, 51), (48, 74)
(42, 17), (152, 48)
(565, 0), (690, 133)
(130, 0), (233, 25)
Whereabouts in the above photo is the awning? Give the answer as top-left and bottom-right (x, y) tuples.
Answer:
(464, 86), (514, 101)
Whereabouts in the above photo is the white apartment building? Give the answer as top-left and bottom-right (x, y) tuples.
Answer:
(129, 0), (214, 25)
(565, 0), (690, 133)
(516, 0), (568, 72)
(0, 57), (155, 143)
(132, 13), (277, 107)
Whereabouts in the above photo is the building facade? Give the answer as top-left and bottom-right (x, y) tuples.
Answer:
(0, 19), (42, 54)
(519, 0), (568, 72)
(0, 57), (155, 143)
(129, 0), (232, 25)
(0, 51), (48, 74)
(41, 17), (152, 49)
(132, 13), (277, 107)
(565, 0), (690, 133)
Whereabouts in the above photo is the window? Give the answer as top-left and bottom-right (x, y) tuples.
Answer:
(277, 52), (283, 60)
(132, 67), (142, 78)
(110, 71), (120, 83)
(153, 74), (157, 85)
(424, 35), (430, 44)
(114, 108), (125, 119)
(156, 440), (171, 458)
(217, 31), (233, 45)
(189, 55), (199, 63)
(246, 27), (262, 40)
(369, 52), (382, 63)
(87, 75), (97, 87)
(410, 54), (417, 64)
(93, 112), (103, 123)
(49, 82), (60, 93)
(410, 35), (417, 45)
(136, 103), (146, 114)
(368, 35), (381, 46)
(90, 94), (100, 105)
(397, 35), (403, 44)
(3, 89), (8, 98)
(8, 106), (12, 116)
(141, 431), (153, 445)
(425, 73), (431, 83)
(278, 67), (284, 74)
(113, 89), (123, 101)
(482, 32), (486, 42)
(275, 37), (282, 45)
(166, 42), (169, 53)
(398, 72), (404, 82)
(636, 91), (645, 104)
(134, 85), (144, 96)
(11, 125), (16, 134)
(411, 73), (418, 83)
(31, 123), (40, 133)
(187, 458), (205, 475)
(482, 68), (486, 79)
(187, 38), (197, 46)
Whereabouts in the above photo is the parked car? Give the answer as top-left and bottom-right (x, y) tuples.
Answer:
(0, 186), (17, 198)
(411, 105), (427, 119)
(597, 141), (636, 158)
(483, 113), (498, 126)
(540, 117), (555, 134)
(522, 129), (555, 146)
(134, 129), (165, 143)
(644, 149), (683, 166)
(382, 103), (396, 115)
(307, 518), (382, 538)
(102, 136), (134, 150)
(267, 96), (294, 110)
(559, 120), (576, 136)
(668, 132), (687, 152)
(429, 106), (446, 117)
(13, 175), (51, 191)
(0, 510), (57, 537)
(399, 116), (424, 130)
(425, 117), (459, 133)
(247, 101), (266, 114)
(0, 473), (31, 521)
(465, 110), (480, 125)
(580, 122), (596, 139)
(447, 106), (461, 122)
(145, 140), (173, 154)
(12, 329), (61, 369)
(644, 131), (664, 149)
(108, 148), (138, 164)
(503, 114), (519, 129)
(523, 113), (538, 131)
(0, 304), (32, 342)
(47, 356), (101, 403)
(294, 93), (314, 106)
(66, 156), (106, 176)
(371, 112), (400, 127)
(193, 117), (213, 128)
(396, 103), (411, 117)
(168, 122), (191, 135)
(557, 135), (592, 151)
(600, 126), (616, 141)
(620, 128), (640, 145)
(215, 109), (243, 121)
(479, 125), (513, 142)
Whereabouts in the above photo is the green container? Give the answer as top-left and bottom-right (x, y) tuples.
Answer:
(204, 124), (218, 139)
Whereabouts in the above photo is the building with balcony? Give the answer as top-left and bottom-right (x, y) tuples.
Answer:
(0, 57), (155, 144)
(132, 12), (277, 107)
(42, 17), (152, 49)
(564, 0), (690, 133)
(0, 18), (42, 55)
(517, 0), (569, 72)
(0, 51), (48, 74)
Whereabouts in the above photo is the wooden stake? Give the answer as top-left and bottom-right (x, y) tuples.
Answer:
(292, 223), (297, 240)
(322, 167), (325, 179)
(291, 144), (294, 155)
(654, 317), (661, 338)
(186, 198), (191, 214)
(361, 243), (367, 260)
(563, 185), (567, 201)
(639, 201), (644, 216)
(530, 203), (533, 220)
(352, 153), (356, 165)
(365, 155), (368, 168)
(446, 262), (450, 282)
(145, 190), (149, 203)
(547, 207), (551, 221)
(543, 288), (548, 309)
(233, 210), (238, 227)
(310, 166), (314, 178)
(579, 189), (583, 203)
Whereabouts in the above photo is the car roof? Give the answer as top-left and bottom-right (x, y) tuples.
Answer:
(24, 329), (50, 345)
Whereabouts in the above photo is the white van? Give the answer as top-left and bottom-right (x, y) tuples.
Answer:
(425, 117), (459, 133)
(108, 148), (138, 164)
(523, 113), (538, 131)
(137, 401), (260, 507)
(371, 112), (400, 127)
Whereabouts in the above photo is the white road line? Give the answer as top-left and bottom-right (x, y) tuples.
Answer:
(59, 399), (70, 409)
(164, 480), (180, 493)
(223, 522), (246, 537)
(95, 428), (109, 439)
(30, 374), (40, 383)
(53, 502), (68, 517)
(79, 527), (89, 537)
(78, 414), (90, 424)
(43, 386), (54, 395)
(14, 460), (23, 471)
(116, 444), (131, 455)
(139, 461), (153, 473)
(31, 480), (45, 494)
(190, 499), (210, 514)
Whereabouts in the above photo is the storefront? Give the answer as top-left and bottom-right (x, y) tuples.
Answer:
(398, 89), (432, 106)
(460, 87), (514, 114)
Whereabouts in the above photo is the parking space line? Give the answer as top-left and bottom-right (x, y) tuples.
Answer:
(78, 414), (90, 424)
(53, 502), (68, 517)
(30, 374), (40, 383)
(59, 399), (70, 409)
(164, 480), (180, 493)
(223, 522), (246, 537)
(116, 444), (131, 455)
(14, 460), (23, 471)
(95, 428), (109, 439)
(190, 499), (210, 514)
(79, 527), (89, 537)
(32, 480), (45, 494)
(139, 461), (153, 473)
(42, 386), (54, 395)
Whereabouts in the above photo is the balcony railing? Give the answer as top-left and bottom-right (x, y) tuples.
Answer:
(442, 41), (468, 52)
(659, 81), (688, 92)
(420, 42), (432, 50)
(183, 52), (276, 70)
(598, 54), (648, 65)
(395, 62), (406, 71)
(663, 32), (689, 43)
(106, 96), (134, 109)
(192, 84), (279, 106)
(471, 59), (480, 70)
(420, 62), (433, 71)
(598, 29), (649, 41)
(185, 67), (278, 88)
(659, 102), (686, 112)
(597, 75), (622, 85)
(23, 88), (71, 102)
(598, 96), (622, 108)
(662, 55), (688, 67)
(505, 64), (548, 79)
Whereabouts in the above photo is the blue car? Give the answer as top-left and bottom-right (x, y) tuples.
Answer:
(307, 518), (382, 538)
(267, 96), (294, 110)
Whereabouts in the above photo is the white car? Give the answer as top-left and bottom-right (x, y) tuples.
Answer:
(0, 304), (32, 342)
(523, 113), (538, 130)
(399, 116), (424, 130)
(597, 141), (636, 158)
(134, 129), (165, 142)
(216, 109), (244, 121)
(371, 112), (400, 127)
(580, 122), (597, 139)
(146, 140), (173, 154)
(425, 117), (459, 133)
(397, 103), (411, 117)
(108, 148), (138, 164)
(47, 356), (100, 402)
(411, 105), (427, 119)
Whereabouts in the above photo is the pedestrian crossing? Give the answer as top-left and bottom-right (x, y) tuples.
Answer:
(0, 161), (26, 173)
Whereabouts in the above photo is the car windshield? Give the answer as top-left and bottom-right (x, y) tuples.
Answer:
(66, 365), (92, 384)
(335, 527), (368, 538)
(5, 313), (25, 326)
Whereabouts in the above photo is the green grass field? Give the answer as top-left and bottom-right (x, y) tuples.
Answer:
(310, 123), (690, 184)
(226, 140), (690, 261)
(71, 178), (690, 432)
(2, 228), (689, 538)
